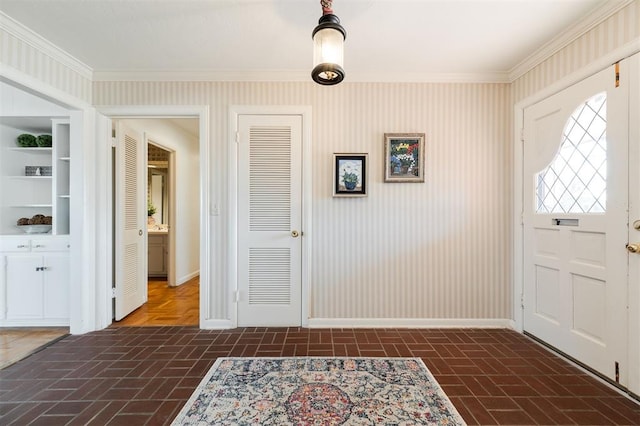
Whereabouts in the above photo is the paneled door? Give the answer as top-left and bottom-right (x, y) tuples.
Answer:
(523, 62), (630, 386)
(114, 121), (147, 320)
(236, 114), (302, 327)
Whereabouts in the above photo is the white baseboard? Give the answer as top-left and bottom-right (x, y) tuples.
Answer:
(177, 270), (199, 286)
(200, 318), (233, 329)
(307, 318), (515, 329)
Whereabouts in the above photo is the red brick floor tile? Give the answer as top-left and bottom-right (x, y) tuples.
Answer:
(563, 409), (616, 425)
(454, 396), (498, 425)
(476, 396), (520, 410)
(489, 409), (536, 425)
(0, 327), (637, 426)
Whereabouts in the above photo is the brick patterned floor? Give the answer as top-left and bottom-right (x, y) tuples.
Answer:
(0, 327), (638, 425)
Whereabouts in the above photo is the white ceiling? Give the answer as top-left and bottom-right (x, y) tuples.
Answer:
(0, 0), (612, 82)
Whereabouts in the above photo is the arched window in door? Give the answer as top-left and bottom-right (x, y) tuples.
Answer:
(536, 92), (607, 213)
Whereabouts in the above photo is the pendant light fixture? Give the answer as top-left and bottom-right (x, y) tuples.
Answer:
(312, 0), (346, 85)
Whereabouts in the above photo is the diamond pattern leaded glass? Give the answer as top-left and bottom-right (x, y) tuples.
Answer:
(536, 92), (607, 214)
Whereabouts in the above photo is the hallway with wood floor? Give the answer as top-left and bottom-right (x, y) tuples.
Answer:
(111, 276), (199, 327)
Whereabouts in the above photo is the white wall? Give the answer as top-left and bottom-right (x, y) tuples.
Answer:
(121, 118), (200, 285)
(0, 81), (70, 116)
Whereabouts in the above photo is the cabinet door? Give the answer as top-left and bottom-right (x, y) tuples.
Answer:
(43, 253), (69, 319)
(148, 235), (166, 276)
(6, 255), (43, 319)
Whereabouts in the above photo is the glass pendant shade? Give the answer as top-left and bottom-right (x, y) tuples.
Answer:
(312, 14), (346, 85)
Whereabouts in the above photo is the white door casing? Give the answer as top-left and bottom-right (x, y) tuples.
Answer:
(628, 53), (640, 397)
(523, 63), (629, 385)
(236, 114), (303, 327)
(114, 121), (147, 320)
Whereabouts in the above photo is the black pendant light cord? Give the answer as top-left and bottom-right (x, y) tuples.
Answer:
(321, 0), (333, 15)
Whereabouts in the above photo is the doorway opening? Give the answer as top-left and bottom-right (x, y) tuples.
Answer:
(110, 117), (200, 327)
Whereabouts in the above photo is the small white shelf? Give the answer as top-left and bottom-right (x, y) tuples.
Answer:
(59, 195), (70, 199)
(7, 147), (52, 153)
(59, 157), (70, 161)
(7, 175), (52, 180)
(11, 204), (53, 208)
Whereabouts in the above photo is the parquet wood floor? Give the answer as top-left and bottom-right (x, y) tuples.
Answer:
(111, 276), (199, 327)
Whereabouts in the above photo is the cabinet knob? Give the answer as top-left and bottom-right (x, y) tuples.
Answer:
(17, 244), (28, 248)
(34, 244), (44, 248)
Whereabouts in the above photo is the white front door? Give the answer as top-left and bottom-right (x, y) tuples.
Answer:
(114, 121), (147, 320)
(236, 114), (303, 327)
(628, 53), (640, 397)
(523, 63), (630, 386)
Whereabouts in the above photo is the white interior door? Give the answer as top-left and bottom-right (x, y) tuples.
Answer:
(523, 63), (630, 385)
(236, 114), (302, 327)
(114, 121), (147, 320)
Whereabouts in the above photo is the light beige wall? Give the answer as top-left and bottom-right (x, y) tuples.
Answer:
(0, 26), (92, 104)
(512, 0), (639, 103)
(94, 81), (512, 321)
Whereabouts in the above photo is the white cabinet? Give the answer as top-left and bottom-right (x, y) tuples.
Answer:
(6, 255), (42, 318)
(148, 233), (167, 277)
(0, 236), (69, 326)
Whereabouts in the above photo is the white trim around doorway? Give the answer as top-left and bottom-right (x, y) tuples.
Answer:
(95, 105), (212, 329)
(512, 38), (640, 333)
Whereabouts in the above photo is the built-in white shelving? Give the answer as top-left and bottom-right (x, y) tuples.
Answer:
(0, 117), (70, 235)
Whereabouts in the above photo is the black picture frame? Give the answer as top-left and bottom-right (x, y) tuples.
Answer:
(333, 153), (368, 197)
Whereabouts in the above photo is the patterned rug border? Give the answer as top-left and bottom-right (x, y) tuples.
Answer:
(173, 356), (466, 425)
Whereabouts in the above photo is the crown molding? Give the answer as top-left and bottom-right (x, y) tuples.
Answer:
(508, 0), (635, 82)
(93, 69), (510, 84)
(0, 11), (93, 81)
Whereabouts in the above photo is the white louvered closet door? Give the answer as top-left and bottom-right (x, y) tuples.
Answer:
(115, 122), (147, 321)
(237, 115), (302, 326)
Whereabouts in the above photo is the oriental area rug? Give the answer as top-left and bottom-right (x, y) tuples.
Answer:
(172, 357), (467, 425)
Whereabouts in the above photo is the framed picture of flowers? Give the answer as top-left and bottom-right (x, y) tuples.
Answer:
(384, 133), (425, 182)
(333, 153), (368, 197)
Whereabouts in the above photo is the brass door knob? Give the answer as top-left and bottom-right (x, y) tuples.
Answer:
(291, 230), (300, 238)
(627, 243), (640, 253)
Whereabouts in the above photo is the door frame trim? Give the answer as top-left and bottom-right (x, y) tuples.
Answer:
(228, 105), (312, 328)
(96, 105), (210, 329)
(145, 135), (177, 288)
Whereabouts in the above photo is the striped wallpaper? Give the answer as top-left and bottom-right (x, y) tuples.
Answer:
(92, 1), (639, 323)
(512, 0), (639, 102)
(0, 24), (92, 104)
(94, 81), (512, 321)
